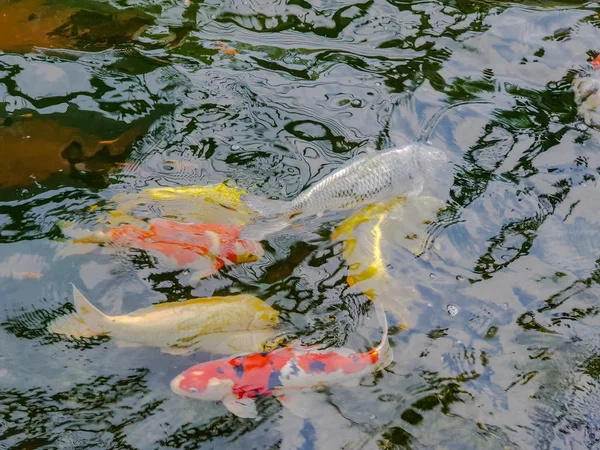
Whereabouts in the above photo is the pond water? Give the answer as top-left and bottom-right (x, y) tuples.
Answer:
(1, 0), (600, 448)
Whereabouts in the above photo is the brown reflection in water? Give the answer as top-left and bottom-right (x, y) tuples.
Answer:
(0, 117), (146, 188)
(0, 0), (150, 52)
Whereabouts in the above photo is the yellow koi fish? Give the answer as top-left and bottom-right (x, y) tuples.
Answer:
(48, 285), (281, 355)
(333, 196), (446, 327)
(104, 182), (254, 228)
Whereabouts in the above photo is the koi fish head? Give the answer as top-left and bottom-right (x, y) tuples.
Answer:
(592, 55), (600, 70)
(232, 240), (264, 263)
(171, 362), (234, 401)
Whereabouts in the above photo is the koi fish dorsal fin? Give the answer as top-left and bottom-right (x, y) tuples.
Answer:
(47, 284), (110, 338)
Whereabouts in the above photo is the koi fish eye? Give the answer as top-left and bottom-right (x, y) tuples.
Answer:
(189, 387), (198, 393)
(162, 160), (178, 172)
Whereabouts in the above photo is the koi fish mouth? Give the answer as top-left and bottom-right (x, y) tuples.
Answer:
(170, 374), (187, 397)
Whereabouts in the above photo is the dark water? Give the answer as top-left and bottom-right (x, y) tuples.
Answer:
(1, 0), (600, 448)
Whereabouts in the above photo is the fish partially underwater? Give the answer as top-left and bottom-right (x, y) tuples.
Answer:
(71, 219), (264, 284)
(104, 182), (253, 228)
(48, 285), (281, 355)
(573, 55), (600, 127)
(240, 143), (449, 240)
(332, 196), (447, 328)
(170, 299), (392, 418)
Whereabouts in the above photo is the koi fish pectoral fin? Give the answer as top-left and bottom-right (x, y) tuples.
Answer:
(160, 345), (195, 356)
(188, 258), (220, 285)
(222, 395), (258, 419)
(114, 340), (145, 349)
(276, 390), (321, 419)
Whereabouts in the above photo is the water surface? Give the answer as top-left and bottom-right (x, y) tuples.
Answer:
(1, 0), (600, 448)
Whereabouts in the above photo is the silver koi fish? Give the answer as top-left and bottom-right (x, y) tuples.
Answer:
(239, 143), (449, 240)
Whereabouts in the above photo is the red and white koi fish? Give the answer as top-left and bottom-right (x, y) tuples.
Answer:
(170, 300), (392, 418)
(73, 219), (264, 283)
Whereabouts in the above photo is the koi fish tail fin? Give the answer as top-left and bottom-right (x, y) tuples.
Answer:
(47, 284), (110, 338)
(373, 297), (393, 369)
(58, 220), (111, 245)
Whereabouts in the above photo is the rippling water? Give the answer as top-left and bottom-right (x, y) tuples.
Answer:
(1, 0), (600, 448)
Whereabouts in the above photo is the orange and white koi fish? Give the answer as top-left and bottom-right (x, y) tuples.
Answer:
(573, 55), (600, 127)
(48, 284), (280, 355)
(73, 219), (264, 284)
(170, 299), (392, 418)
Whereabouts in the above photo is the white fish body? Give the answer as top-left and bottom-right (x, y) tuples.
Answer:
(48, 285), (280, 355)
(240, 143), (448, 240)
(573, 74), (600, 126)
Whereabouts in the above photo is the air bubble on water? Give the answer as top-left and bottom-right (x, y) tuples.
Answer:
(446, 304), (459, 316)
(231, 144), (240, 150)
(502, 302), (509, 309)
(429, 272), (436, 279)
(456, 275), (465, 281)
(351, 99), (361, 107)
(427, 303), (432, 308)
(375, 82), (381, 86)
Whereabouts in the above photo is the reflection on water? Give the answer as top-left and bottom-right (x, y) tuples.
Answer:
(1, 0), (600, 448)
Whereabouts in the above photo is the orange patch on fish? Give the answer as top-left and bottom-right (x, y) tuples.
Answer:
(19, 113), (33, 118)
(11, 271), (43, 279)
(216, 42), (238, 55)
(99, 139), (119, 145)
(592, 55), (600, 69)
(84, 219), (264, 274)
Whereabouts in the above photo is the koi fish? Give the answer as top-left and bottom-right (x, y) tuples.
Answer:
(572, 56), (600, 127)
(216, 41), (238, 56)
(48, 284), (280, 355)
(73, 219), (264, 283)
(239, 144), (449, 240)
(332, 196), (446, 329)
(105, 182), (253, 228)
(170, 299), (392, 418)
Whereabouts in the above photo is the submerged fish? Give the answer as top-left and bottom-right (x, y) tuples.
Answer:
(105, 182), (253, 228)
(333, 196), (447, 328)
(48, 284), (280, 355)
(73, 219), (264, 283)
(240, 144), (449, 240)
(573, 57), (600, 127)
(170, 299), (392, 418)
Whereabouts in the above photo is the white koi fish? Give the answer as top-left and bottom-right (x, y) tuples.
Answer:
(48, 284), (280, 355)
(239, 143), (449, 240)
(170, 299), (392, 419)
